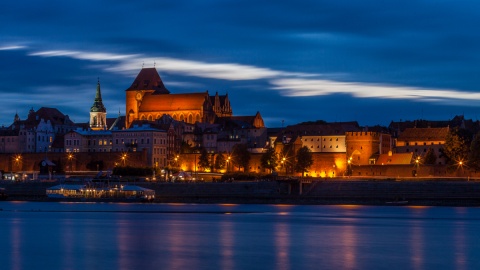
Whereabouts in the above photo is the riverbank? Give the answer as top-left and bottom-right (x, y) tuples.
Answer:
(2, 179), (480, 206)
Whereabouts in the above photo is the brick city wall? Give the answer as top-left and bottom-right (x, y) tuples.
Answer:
(0, 151), (148, 173)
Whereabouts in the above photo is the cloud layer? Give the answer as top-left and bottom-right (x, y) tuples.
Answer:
(1, 0), (480, 126)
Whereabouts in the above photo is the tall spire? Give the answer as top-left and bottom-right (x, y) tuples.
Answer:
(90, 79), (106, 113)
(14, 111), (20, 122)
(90, 79), (107, 130)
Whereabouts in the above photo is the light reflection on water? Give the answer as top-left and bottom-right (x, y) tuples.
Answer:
(1, 202), (480, 269)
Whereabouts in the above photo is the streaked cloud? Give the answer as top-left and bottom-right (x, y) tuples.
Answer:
(28, 49), (307, 81)
(29, 50), (139, 61)
(27, 47), (480, 106)
(0, 45), (27, 51)
(271, 78), (480, 105)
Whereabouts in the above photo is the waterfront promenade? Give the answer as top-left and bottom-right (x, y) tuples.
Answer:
(2, 177), (480, 206)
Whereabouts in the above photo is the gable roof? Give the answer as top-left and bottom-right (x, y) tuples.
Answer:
(397, 127), (449, 142)
(126, 68), (170, 94)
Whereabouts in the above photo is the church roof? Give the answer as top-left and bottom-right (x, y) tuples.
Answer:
(139, 92), (208, 111)
(126, 68), (170, 94)
(90, 81), (106, 113)
(107, 116), (126, 130)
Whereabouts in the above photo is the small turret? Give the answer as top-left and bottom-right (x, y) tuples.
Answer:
(14, 111), (20, 122)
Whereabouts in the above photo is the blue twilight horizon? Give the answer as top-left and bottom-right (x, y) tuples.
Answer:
(2, 0), (480, 128)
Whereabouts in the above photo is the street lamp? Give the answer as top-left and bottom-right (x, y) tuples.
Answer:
(282, 157), (286, 175)
(68, 153), (73, 172)
(14, 155), (22, 174)
(122, 153), (127, 166)
(227, 156), (231, 173)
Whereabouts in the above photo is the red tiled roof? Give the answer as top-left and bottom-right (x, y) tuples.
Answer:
(398, 127), (449, 141)
(126, 68), (170, 94)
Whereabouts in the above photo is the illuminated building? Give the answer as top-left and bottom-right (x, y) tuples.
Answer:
(395, 127), (449, 165)
(89, 80), (107, 130)
(125, 68), (232, 128)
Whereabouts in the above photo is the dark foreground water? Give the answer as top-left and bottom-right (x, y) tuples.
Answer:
(1, 202), (480, 270)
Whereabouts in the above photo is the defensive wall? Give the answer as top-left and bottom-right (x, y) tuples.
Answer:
(3, 178), (480, 206)
(0, 151), (148, 173)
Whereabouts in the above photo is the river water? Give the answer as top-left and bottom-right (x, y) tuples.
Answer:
(1, 202), (480, 270)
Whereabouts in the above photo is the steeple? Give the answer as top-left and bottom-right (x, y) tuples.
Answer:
(90, 79), (107, 130)
(90, 79), (106, 113)
(14, 111), (20, 122)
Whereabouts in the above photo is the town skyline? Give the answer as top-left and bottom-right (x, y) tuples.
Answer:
(2, 1), (480, 127)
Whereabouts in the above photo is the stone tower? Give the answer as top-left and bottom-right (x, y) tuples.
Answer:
(90, 80), (107, 130)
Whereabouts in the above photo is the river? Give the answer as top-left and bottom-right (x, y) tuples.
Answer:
(1, 202), (479, 270)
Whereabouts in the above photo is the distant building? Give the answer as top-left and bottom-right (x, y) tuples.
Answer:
(396, 127), (449, 165)
(5, 107), (76, 153)
(125, 68), (231, 128)
(112, 124), (167, 167)
(346, 132), (390, 165)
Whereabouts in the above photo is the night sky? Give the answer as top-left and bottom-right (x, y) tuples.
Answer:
(2, 0), (480, 128)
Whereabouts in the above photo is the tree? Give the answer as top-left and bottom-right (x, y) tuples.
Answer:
(261, 147), (278, 173)
(214, 153), (226, 172)
(197, 148), (210, 171)
(232, 143), (251, 172)
(443, 128), (471, 165)
(469, 132), (480, 170)
(423, 148), (437, 165)
(295, 146), (313, 176)
(180, 141), (194, 154)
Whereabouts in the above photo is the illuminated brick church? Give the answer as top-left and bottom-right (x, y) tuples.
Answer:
(125, 68), (233, 128)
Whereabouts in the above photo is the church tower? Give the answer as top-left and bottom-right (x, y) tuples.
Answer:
(90, 80), (107, 130)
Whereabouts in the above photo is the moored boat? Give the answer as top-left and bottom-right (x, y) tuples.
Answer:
(46, 184), (155, 201)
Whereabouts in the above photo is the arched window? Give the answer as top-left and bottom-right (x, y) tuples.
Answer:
(188, 114), (193, 123)
(180, 114), (185, 121)
(147, 115), (153, 121)
(140, 115), (146, 120)
(195, 114), (201, 123)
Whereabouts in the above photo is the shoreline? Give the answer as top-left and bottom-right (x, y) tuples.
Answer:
(2, 179), (480, 207)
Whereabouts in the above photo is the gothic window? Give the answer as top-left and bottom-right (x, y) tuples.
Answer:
(188, 114), (193, 123)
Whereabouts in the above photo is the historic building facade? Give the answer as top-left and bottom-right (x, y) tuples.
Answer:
(125, 68), (232, 128)
(395, 127), (448, 165)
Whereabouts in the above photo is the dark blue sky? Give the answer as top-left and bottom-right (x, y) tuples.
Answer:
(2, 0), (480, 127)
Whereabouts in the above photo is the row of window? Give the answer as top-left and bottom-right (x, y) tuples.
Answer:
(304, 138), (340, 142)
(405, 142), (442, 146)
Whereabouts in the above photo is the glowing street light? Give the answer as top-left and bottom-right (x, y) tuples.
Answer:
(14, 154), (22, 172)
(68, 153), (73, 172)
(226, 156), (231, 173)
(121, 153), (127, 166)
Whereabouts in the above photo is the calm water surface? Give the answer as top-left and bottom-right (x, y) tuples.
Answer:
(1, 202), (480, 270)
